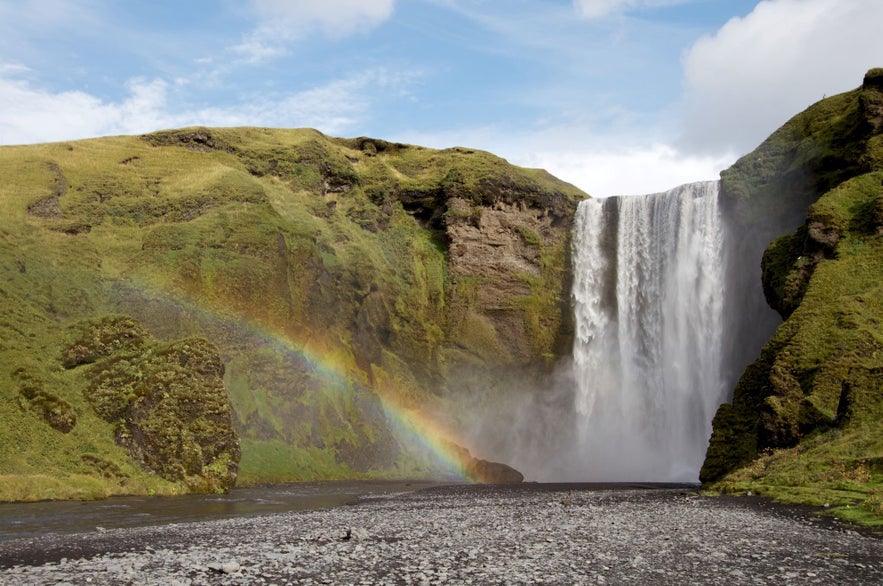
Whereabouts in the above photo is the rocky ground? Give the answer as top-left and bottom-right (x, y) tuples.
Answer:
(1, 484), (881, 585)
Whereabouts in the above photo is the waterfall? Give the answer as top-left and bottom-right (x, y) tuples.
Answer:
(571, 181), (727, 482)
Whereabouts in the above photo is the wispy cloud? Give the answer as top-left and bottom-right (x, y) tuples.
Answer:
(0, 0), (103, 31)
(251, 0), (395, 37)
(572, 0), (692, 19)
(0, 67), (417, 145)
(233, 0), (396, 63)
(187, 69), (418, 135)
(0, 73), (171, 145)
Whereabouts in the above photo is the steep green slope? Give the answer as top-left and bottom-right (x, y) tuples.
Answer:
(0, 127), (585, 500)
(703, 69), (883, 524)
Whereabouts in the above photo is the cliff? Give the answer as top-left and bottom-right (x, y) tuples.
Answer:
(0, 127), (585, 500)
(702, 69), (883, 523)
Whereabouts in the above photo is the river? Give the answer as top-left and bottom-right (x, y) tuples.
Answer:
(0, 480), (442, 542)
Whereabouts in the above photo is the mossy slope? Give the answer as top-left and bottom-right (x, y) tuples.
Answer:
(0, 127), (585, 499)
(703, 69), (883, 524)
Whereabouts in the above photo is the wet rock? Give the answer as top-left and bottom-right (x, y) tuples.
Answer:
(443, 440), (524, 484)
(466, 458), (525, 484)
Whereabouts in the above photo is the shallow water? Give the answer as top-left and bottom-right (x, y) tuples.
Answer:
(0, 480), (445, 541)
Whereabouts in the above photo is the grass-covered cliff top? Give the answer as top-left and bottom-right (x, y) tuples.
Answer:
(0, 127), (586, 501)
(705, 69), (883, 527)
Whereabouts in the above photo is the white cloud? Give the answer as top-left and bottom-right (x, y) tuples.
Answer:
(235, 0), (395, 62)
(0, 74), (170, 145)
(187, 71), (403, 135)
(680, 0), (883, 156)
(0, 68), (413, 145)
(232, 36), (290, 64)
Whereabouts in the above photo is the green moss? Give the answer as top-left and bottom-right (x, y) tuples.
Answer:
(15, 370), (77, 433)
(761, 228), (810, 317)
(705, 71), (883, 525)
(709, 424), (883, 527)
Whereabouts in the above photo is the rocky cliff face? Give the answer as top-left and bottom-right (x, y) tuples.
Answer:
(702, 69), (883, 519)
(0, 128), (584, 499)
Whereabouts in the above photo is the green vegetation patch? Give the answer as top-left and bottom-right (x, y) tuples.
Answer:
(704, 71), (883, 525)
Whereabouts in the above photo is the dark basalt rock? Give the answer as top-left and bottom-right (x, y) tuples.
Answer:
(467, 458), (525, 484)
(443, 440), (524, 484)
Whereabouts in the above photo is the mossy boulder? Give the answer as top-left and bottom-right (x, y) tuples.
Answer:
(13, 367), (77, 433)
(66, 317), (240, 492)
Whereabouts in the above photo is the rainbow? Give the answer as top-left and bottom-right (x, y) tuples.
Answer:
(236, 316), (479, 482)
(116, 281), (481, 482)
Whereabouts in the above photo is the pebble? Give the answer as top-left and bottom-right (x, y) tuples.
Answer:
(207, 561), (241, 574)
(1, 486), (882, 584)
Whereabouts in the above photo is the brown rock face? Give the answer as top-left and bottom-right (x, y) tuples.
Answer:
(447, 199), (560, 362)
(441, 189), (579, 376)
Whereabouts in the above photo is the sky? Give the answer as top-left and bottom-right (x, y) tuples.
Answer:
(1, 0), (882, 197)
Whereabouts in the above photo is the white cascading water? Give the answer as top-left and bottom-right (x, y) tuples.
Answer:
(571, 181), (727, 482)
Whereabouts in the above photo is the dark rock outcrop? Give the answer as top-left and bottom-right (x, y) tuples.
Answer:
(466, 458), (525, 484)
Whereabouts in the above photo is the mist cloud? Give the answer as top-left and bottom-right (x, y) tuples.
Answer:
(680, 0), (883, 157)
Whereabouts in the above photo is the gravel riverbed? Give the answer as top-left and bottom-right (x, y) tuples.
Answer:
(1, 484), (881, 585)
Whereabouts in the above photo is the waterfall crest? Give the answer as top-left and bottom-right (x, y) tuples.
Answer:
(571, 181), (727, 481)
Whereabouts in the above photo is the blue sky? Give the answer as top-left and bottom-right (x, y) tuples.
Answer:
(1, 0), (881, 196)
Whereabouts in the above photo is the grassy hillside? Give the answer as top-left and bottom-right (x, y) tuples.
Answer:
(703, 69), (883, 525)
(0, 127), (585, 500)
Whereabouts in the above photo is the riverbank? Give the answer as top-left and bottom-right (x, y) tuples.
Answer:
(2, 484), (882, 584)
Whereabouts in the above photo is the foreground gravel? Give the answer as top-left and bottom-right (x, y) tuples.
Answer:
(1, 484), (881, 585)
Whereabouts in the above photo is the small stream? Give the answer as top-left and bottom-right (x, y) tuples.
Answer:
(0, 480), (445, 541)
